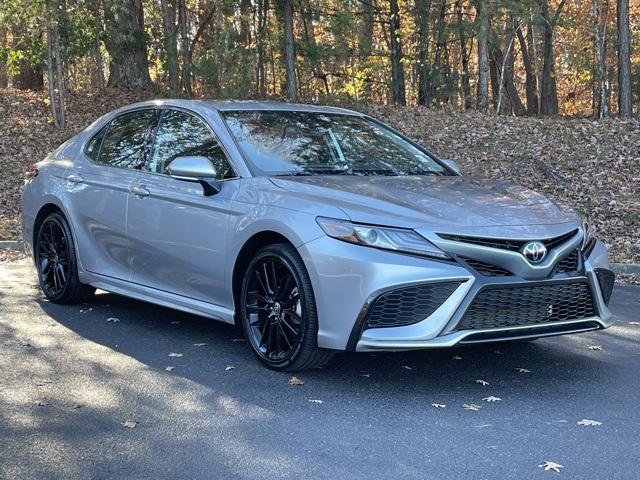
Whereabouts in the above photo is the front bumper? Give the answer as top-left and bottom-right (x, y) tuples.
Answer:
(297, 236), (614, 352)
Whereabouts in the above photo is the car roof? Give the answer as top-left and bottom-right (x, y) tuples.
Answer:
(113, 99), (364, 116)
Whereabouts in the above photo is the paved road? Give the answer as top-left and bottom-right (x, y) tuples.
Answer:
(1, 259), (639, 480)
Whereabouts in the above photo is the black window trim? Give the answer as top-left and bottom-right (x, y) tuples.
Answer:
(81, 107), (158, 172)
(140, 106), (240, 182)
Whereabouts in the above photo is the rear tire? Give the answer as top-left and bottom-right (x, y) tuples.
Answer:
(35, 212), (95, 304)
(239, 243), (334, 371)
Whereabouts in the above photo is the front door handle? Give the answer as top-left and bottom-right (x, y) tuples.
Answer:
(67, 174), (84, 184)
(130, 185), (150, 197)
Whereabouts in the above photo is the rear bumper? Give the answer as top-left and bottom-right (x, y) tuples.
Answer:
(298, 236), (614, 352)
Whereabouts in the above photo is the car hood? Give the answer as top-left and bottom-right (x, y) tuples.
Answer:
(269, 175), (580, 234)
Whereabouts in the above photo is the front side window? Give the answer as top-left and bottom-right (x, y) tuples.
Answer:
(99, 110), (155, 169)
(223, 110), (449, 177)
(147, 109), (234, 180)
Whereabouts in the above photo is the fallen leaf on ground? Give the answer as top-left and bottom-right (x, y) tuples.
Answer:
(289, 376), (304, 385)
(106, 317), (120, 323)
(588, 345), (602, 350)
(482, 396), (502, 402)
(308, 399), (323, 404)
(225, 366), (235, 371)
(168, 352), (183, 357)
(121, 420), (138, 428)
(165, 366), (175, 372)
(463, 403), (481, 411)
(538, 461), (563, 473)
(431, 403), (446, 408)
(476, 379), (490, 386)
(515, 367), (531, 373)
(193, 343), (208, 347)
(577, 419), (602, 426)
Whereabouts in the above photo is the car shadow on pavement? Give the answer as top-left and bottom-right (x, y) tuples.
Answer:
(34, 287), (629, 404)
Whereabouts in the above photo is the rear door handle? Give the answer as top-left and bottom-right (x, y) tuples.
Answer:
(67, 174), (84, 184)
(130, 185), (150, 197)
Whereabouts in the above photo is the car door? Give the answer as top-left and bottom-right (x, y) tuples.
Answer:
(64, 109), (157, 280)
(126, 108), (239, 306)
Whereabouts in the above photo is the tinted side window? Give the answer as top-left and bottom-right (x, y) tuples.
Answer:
(148, 110), (234, 180)
(84, 126), (107, 162)
(99, 110), (154, 169)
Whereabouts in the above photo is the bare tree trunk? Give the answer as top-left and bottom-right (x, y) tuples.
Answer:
(275, 0), (297, 100)
(160, 0), (179, 94)
(53, 12), (65, 129)
(0, 27), (8, 88)
(517, 22), (538, 114)
(496, 20), (525, 116)
(475, 0), (489, 112)
(45, 4), (59, 128)
(93, 0), (105, 95)
(538, 0), (565, 115)
(415, 0), (431, 105)
(103, 0), (152, 88)
(592, 0), (609, 118)
(431, 0), (447, 105)
(389, 0), (406, 105)
(360, 0), (375, 101)
(256, 0), (268, 97)
(178, 0), (191, 96)
(617, 0), (632, 118)
(455, 0), (472, 109)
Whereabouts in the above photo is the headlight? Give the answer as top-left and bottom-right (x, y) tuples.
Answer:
(316, 217), (449, 259)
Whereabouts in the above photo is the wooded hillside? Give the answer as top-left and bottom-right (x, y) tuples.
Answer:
(0, 0), (639, 120)
(1, 87), (638, 267)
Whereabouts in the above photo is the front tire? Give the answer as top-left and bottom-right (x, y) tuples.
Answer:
(35, 212), (95, 304)
(239, 243), (333, 371)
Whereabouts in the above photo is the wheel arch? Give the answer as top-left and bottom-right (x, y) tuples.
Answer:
(231, 230), (294, 324)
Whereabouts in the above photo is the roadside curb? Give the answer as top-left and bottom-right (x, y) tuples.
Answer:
(0, 239), (637, 275)
(0, 240), (24, 250)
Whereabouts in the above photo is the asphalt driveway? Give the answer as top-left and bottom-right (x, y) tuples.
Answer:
(1, 259), (639, 480)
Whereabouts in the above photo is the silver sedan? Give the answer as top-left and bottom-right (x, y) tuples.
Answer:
(21, 100), (615, 370)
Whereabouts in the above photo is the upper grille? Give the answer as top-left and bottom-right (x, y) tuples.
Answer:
(556, 250), (579, 273)
(438, 229), (578, 252)
(365, 282), (462, 328)
(456, 281), (596, 331)
(461, 257), (513, 276)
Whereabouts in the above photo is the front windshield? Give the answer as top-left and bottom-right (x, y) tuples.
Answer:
(223, 110), (450, 177)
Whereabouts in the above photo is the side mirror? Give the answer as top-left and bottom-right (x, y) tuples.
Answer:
(166, 155), (221, 196)
(441, 159), (462, 175)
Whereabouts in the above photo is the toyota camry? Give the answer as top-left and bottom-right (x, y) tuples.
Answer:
(21, 100), (615, 370)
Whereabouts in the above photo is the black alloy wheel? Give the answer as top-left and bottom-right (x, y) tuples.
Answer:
(240, 243), (333, 371)
(35, 212), (95, 304)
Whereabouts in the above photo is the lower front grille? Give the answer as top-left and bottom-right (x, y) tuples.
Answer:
(456, 281), (596, 330)
(365, 282), (462, 328)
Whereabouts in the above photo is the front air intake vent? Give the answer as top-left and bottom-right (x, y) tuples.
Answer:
(365, 282), (462, 328)
(438, 230), (579, 252)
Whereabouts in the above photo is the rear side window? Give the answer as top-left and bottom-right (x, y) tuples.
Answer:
(83, 126), (106, 162)
(147, 109), (234, 179)
(98, 110), (155, 169)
